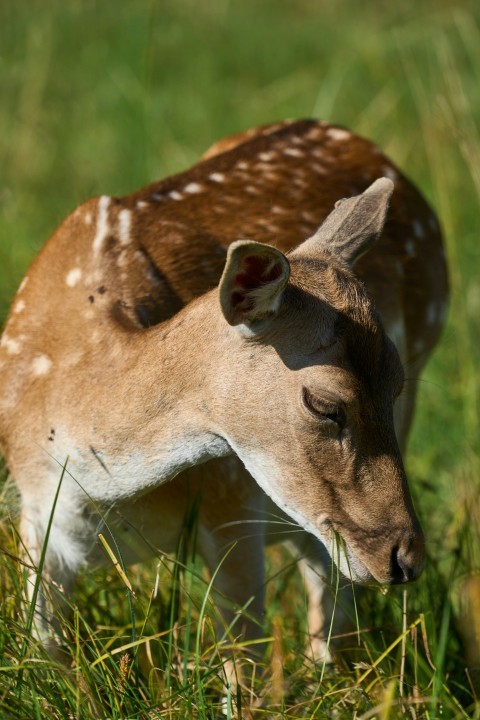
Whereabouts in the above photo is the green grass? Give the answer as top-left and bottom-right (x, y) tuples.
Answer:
(1, 0), (480, 716)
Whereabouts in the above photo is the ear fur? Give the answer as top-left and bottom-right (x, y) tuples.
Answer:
(299, 177), (394, 266)
(219, 241), (290, 326)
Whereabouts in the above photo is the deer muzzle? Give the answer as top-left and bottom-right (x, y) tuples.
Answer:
(389, 530), (425, 584)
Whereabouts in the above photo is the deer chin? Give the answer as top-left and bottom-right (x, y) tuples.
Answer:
(238, 459), (381, 585)
(296, 514), (380, 584)
(247, 479), (377, 584)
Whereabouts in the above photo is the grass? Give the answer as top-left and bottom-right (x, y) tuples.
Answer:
(1, 0), (480, 716)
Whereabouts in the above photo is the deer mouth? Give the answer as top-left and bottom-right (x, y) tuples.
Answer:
(317, 520), (382, 584)
(326, 535), (375, 584)
(322, 525), (423, 586)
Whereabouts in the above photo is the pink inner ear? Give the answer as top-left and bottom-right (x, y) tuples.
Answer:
(233, 254), (282, 292)
(244, 254), (283, 283)
(230, 253), (283, 313)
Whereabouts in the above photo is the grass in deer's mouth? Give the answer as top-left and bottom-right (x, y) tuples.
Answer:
(0, 0), (479, 717)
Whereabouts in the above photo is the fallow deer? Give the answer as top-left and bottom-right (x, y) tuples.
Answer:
(0, 120), (447, 668)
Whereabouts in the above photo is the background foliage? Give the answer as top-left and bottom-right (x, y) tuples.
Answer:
(0, 0), (479, 717)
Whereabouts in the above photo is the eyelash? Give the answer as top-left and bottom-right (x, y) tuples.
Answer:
(302, 388), (345, 427)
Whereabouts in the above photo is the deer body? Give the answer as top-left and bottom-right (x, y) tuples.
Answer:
(0, 120), (447, 658)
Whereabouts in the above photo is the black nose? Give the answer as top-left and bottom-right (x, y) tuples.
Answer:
(390, 547), (423, 584)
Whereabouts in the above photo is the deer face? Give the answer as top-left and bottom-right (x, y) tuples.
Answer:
(217, 179), (425, 585)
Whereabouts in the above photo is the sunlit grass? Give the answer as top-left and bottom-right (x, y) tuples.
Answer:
(0, 0), (479, 716)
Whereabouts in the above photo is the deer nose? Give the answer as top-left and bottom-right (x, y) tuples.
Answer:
(389, 541), (425, 584)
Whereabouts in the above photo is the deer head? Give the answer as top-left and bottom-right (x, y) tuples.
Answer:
(216, 178), (424, 584)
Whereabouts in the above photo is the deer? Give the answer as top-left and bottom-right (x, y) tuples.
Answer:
(0, 119), (448, 677)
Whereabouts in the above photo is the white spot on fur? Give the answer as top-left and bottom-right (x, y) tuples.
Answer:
(168, 191), (183, 201)
(236, 161), (249, 170)
(306, 125), (325, 141)
(184, 182), (203, 194)
(84, 212), (93, 225)
(258, 152), (274, 162)
(264, 172), (281, 183)
(210, 172), (225, 183)
(293, 176), (308, 188)
(134, 249), (147, 262)
(224, 195), (243, 206)
(255, 162), (273, 173)
(118, 209), (131, 245)
(117, 249), (128, 268)
(245, 185), (259, 195)
(32, 354), (52, 376)
(66, 268), (82, 287)
(93, 196), (111, 254)
(302, 210), (318, 224)
(271, 205), (288, 214)
(65, 351), (84, 368)
(14, 299), (26, 314)
(283, 147), (304, 157)
(312, 162), (327, 175)
(136, 200), (148, 209)
(412, 220), (424, 238)
(256, 218), (279, 231)
(1, 334), (21, 355)
(327, 127), (351, 141)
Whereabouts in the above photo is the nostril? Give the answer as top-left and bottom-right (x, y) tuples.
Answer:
(390, 547), (405, 583)
(390, 547), (420, 584)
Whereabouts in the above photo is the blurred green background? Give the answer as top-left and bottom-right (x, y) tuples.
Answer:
(0, 0), (479, 715)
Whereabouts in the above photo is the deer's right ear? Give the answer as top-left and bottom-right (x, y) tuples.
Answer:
(219, 241), (290, 326)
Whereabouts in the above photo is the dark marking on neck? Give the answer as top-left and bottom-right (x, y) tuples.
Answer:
(90, 445), (111, 476)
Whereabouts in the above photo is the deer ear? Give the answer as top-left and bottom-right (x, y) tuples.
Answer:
(300, 177), (394, 267)
(219, 241), (290, 326)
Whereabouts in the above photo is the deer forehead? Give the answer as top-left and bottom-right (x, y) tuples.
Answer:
(288, 254), (370, 308)
(280, 316), (397, 402)
(274, 258), (378, 347)
(282, 334), (393, 401)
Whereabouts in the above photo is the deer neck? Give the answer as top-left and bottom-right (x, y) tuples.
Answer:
(85, 292), (233, 492)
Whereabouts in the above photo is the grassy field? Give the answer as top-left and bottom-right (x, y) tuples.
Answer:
(1, 0), (479, 717)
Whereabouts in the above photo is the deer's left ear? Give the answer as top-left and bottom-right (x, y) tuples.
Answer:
(219, 241), (290, 326)
(298, 177), (394, 267)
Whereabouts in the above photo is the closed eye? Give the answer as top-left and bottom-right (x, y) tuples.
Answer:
(301, 388), (345, 428)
